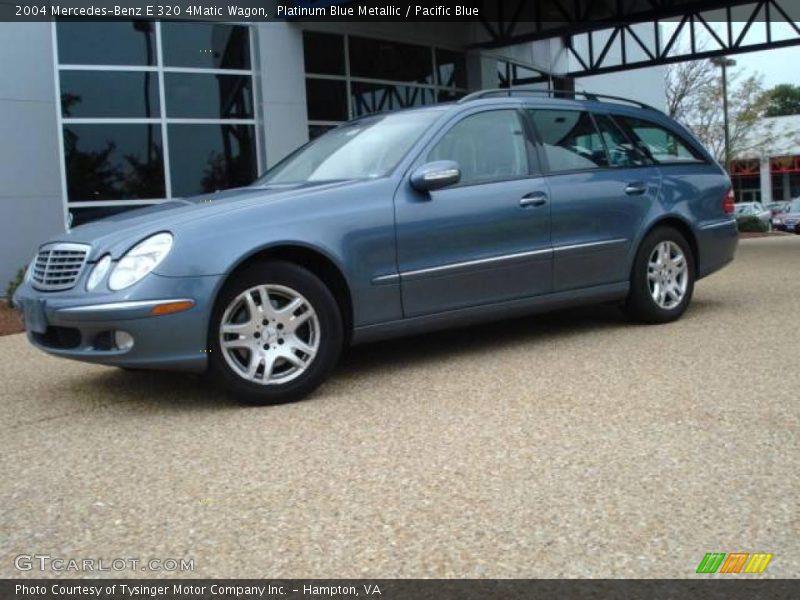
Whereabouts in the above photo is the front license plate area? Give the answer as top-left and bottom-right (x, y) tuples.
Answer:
(22, 299), (48, 334)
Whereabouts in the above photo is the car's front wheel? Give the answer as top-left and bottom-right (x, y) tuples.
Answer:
(624, 227), (695, 324)
(209, 260), (343, 405)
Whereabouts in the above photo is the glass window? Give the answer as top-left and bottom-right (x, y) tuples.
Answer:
(60, 71), (159, 119)
(260, 110), (443, 184)
(303, 31), (345, 75)
(69, 204), (147, 228)
(511, 64), (545, 85)
(309, 124), (337, 140)
(497, 61), (511, 88)
(306, 79), (348, 121)
(435, 49), (466, 88)
(161, 23), (250, 70)
(529, 109), (607, 172)
(164, 73), (253, 119)
(57, 21), (156, 66)
(168, 124), (257, 197)
(428, 110), (530, 185)
(63, 124), (165, 201)
(593, 114), (650, 167)
(351, 83), (435, 117)
(618, 116), (705, 164)
(349, 36), (433, 84)
(56, 21), (258, 215)
(437, 90), (466, 103)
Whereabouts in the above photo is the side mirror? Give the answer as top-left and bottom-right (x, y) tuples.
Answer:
(410, 161), (461, 192)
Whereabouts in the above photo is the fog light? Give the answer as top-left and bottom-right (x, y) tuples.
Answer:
(114, 331), (134, 351)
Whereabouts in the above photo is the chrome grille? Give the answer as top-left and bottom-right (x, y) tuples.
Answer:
(32, 243), (91, 291)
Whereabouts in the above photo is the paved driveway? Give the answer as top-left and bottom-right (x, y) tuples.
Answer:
(1, 237), (798, 578)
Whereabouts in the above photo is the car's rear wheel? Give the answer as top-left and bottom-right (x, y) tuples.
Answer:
(624, 227), (695, 324)
(209, 260), (343, 405)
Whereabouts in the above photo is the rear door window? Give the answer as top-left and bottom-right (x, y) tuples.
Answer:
(527, 109), (608, 173)
(617, 116), (705, 164)
(593, 114), (651, 167)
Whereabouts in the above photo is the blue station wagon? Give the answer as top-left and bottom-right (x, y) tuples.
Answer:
(14, 90), (738, 404)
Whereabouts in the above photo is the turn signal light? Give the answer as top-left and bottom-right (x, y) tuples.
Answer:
(723, 188), (735, 214)
(150, 300), (194, 316)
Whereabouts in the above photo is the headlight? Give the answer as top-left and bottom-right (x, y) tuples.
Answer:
(86, 254), (112, 291)
(108, 232), (173, 291)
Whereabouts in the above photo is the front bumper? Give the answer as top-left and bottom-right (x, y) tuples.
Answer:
(12, 274), (220, 372)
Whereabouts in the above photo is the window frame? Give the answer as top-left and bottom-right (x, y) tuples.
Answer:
(592, 112), (655, 169)
(53, 20), (261, 216)
(302, 30), (469, 140)
(613, 114), (709, 167)
(523, 105), (711, 176)
(415, 106), (541, 190)
(524, 106), (613, 175)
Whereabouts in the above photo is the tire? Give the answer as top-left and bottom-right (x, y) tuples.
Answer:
(624, 226), (695, 324)
(208, 260), (343, 405)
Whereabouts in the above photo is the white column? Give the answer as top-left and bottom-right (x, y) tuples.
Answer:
(759, 158), (771, 204)
(253, 23), (309, 169)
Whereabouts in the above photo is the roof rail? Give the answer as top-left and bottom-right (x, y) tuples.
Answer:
(456, 88), (658, 111)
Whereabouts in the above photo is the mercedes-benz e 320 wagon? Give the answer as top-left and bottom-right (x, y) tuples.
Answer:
(14, 90), (737, 404)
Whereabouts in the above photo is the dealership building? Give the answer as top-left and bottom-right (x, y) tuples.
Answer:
(0, 19), (667, 289)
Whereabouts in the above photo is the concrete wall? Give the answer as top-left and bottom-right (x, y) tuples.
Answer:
(0, 22), (65, 295)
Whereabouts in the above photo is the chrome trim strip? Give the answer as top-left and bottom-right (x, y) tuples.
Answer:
(57, 299), (194, 314)
(552, 238), (628, 253)
(371, 273), (401, 285)
(424, 168), (460, 181)
(700, 219), (737, 230)
(390, 239), (628, 283)
(401, 247), (552, 279)
(39, 242), (92, 253)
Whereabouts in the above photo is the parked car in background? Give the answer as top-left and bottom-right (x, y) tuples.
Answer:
(13, 90), (738, 405)
(766, 201), (790, 216)
(772, 199), (800, 233)
(735, 202), (772, 232)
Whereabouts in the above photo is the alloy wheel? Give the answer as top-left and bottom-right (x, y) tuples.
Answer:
(647, 240), (689, 310)
(219, 284), (320, 385)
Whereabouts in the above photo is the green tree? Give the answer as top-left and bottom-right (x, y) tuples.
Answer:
(761, 84), (800, 117)
(665, 59), (795, 164)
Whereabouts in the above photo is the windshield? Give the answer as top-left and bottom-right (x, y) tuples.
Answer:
(735, 204), (754, 215)
(788, 200), (800, 213)
(257, 109), (444, 185)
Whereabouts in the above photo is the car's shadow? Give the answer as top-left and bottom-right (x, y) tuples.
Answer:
(71, 298), (722, 409)
(338, 303), (628, 375)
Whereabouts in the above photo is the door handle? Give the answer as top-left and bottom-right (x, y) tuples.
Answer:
(519, 192), (548, 208)
(625, 182), (647, 195)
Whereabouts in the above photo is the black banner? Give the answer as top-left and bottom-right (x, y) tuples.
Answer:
(5, 0), (797, 23)
(3, 579), (800, 600)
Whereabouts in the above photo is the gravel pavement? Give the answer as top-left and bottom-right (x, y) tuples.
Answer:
(1, 236), (798, 578)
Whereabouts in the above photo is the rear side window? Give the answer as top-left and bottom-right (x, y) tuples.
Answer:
(593, 114), (651, 167)
(617, 116), (705, 164)
(528, 109), (608, 173)
(427, 109), (530, 185)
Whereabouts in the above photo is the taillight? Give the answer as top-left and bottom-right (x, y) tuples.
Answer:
(723, 188), (735, 214)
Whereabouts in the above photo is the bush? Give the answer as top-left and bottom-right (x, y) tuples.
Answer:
(5, 267), (26, 308)
(736, 215), (769, 233)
